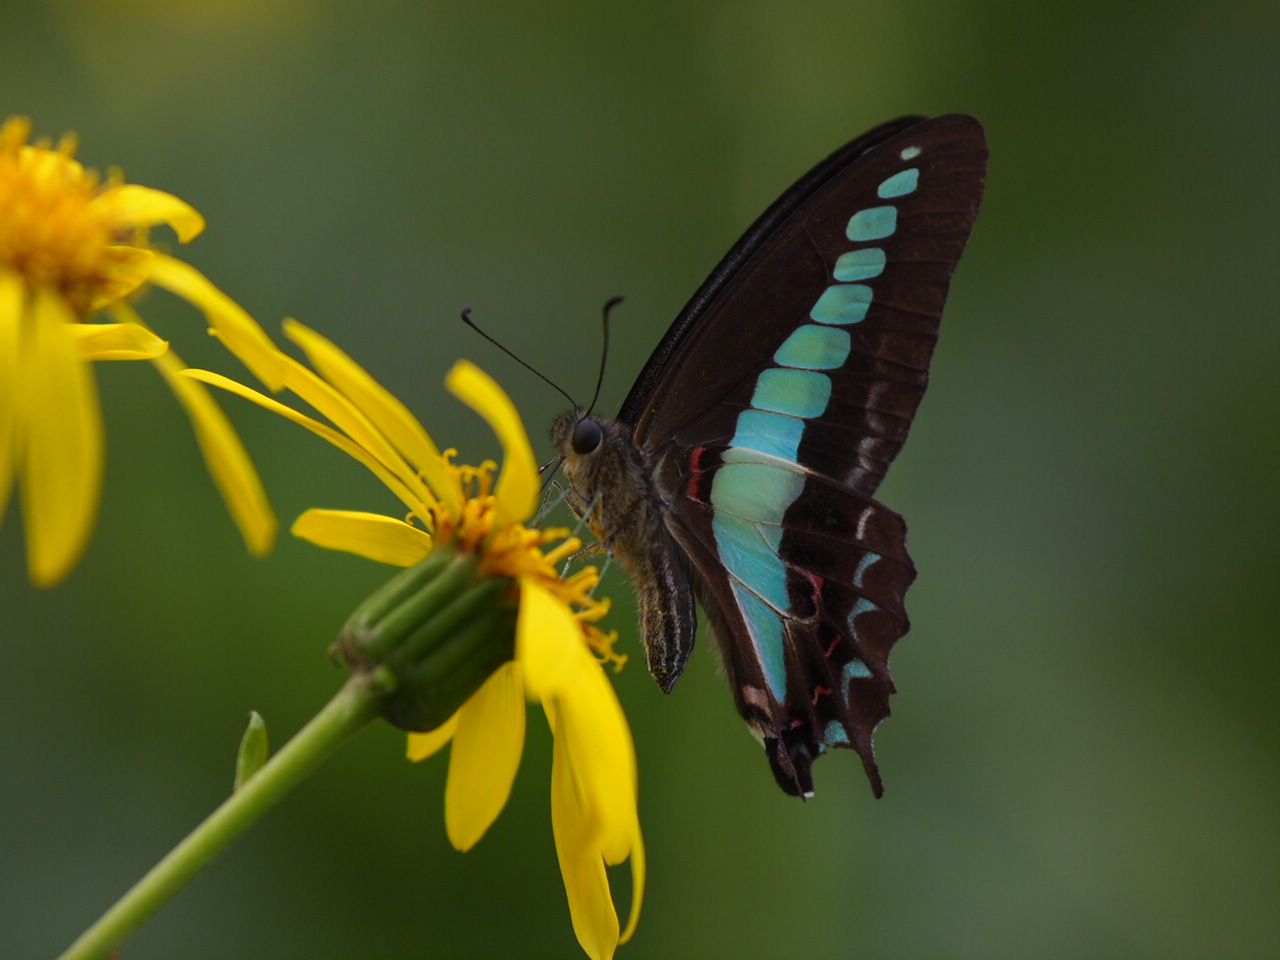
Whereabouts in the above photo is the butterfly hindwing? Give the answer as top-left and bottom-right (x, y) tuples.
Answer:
(657, 445), (916, 796)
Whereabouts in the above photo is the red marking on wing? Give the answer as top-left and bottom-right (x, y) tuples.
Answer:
(812, 684), (832, 706)
(686, 445), (707, 501)
(824, 637), (840, 658)
(802, 569), (825, 613)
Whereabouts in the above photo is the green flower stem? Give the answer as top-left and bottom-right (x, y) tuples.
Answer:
(57, 550), (520, 960)
(56, 670), (389, 960)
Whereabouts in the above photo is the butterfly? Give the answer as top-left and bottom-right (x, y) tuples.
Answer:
(552, 115), (987, 798)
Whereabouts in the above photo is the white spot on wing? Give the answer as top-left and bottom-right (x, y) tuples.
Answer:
(866, 381), (887, 409)
(742, 685), (772, 716)
(856, 506), (873, 542)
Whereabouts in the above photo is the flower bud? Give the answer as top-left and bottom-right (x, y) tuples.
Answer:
(333, 547), (518, 732)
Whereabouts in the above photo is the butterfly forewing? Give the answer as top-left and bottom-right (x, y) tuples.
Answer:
(629, 114), (987, 492)
(624, 114), (987, 797)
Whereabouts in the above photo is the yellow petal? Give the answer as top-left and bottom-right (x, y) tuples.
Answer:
(619, 822), (645, 945)
(72, 322), (167, 361)
(84, 247), (155, 314)
(445, 660), (525, 851)
(407, 714), (458, 761)
(275, 352), (439, 514)
(291, 509), (431, 566)
(145, 346), (277, 556)
(281, 319), (459, 517)
(516, 579), (582, 699)
(557, 662), (639, 866)
(20, 288), (104, 585)
(92, 183), (206, 242)
(146, 255), (285, 390)
(0, 271), (21, 525)
(185, 369), (431, 522)
(522, 577), (640, 863)
(445, 360), (537, 523)
(550, 717), (621, 960)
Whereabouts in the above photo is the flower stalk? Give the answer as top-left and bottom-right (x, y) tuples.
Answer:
(58, 552), (524, 960)
(57, 672), (385, 960)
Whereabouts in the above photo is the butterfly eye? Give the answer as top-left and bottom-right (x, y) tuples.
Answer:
(571, 417), (603, 455)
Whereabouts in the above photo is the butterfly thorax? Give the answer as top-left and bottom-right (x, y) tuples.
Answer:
(552, 411), (698, 692)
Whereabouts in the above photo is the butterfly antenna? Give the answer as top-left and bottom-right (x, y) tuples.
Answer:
(584, 296), (623, 417)
(460, 308), (578, 408)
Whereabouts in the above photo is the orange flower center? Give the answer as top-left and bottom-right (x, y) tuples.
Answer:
(430, 453), (624, 670)
(0, 117), (151, 316)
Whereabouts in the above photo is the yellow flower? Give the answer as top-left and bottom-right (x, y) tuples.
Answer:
(0, 116), (278, 585)
(187, 322), (644, 960)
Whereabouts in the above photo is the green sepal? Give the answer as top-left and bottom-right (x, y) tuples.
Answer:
(233, 711), (269, 790)
(336, 548), (465, 664)
(333, 546), (519, 733)
(387, 598), (517, 730)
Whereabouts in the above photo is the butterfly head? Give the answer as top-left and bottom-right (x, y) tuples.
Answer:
(551, 408), (595, 465)
(552, 410), (598, 511)
(551, 410), (630, 505)
(551, 408), (658, 550)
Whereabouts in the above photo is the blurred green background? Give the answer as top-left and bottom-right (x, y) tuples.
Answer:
(2, 1), (1277, 957)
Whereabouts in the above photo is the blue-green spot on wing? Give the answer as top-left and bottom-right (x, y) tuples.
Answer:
(833, 247), (886, 282)
(620, 115), (987, 797)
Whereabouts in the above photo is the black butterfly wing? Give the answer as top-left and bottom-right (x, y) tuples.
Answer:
(624, 114), (988, 796)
